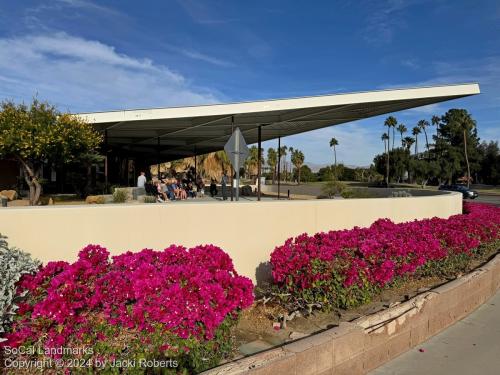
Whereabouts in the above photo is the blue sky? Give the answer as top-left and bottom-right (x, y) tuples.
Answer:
(0, 0), (498, 167)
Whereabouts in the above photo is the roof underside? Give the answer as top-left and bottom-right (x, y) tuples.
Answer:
(78, 83), (480, 161)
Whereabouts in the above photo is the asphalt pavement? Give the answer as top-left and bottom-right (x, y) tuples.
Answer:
(473, 193), (500, 207)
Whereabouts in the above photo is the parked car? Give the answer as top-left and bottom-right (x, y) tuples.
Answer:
(438, 184), (478, 199)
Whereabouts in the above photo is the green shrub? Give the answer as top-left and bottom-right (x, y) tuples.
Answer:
(0, 234), (40, 339)
(143, 195), (157, 203)
(112, 188), (128, 203)
(322, 179), (348, 198)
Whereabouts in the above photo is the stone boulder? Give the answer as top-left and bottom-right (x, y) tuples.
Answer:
(0, 190), (17, 201)
(85, 195), (105, 204)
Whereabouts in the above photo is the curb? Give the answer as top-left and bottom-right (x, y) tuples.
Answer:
(203, 253), (500, 375)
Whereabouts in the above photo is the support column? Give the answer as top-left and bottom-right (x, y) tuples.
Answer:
(157, 137), (160, 179)
(104, 129), (108, 189)
(257, 125), (262, 201)
(277, 136), (281, 200)
(230, 116), (234, 202)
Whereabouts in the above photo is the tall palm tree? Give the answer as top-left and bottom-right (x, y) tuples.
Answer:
(288, 147), (294, 181)
(329, 138), (339, 178)
(291, 149), (305, 184)
(412, 126), (421, 155)
(267, 148), (277, 184)
(381, 132), (389, 185)
(403, 136), (415, 153)
(278, 146), (287, 182)
(431, 115), (440, 145)
(396, 123), (407, 147)
(329, 138), (338, 167)
(417, 119), (430, 153)
(381, 133), (389, 153)
(384, 116), (397, 151)
(457, 112), (475, 188)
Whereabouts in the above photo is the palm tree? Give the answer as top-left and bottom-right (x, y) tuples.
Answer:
(417, 119), (430, 153)
(457, 113), (475, 188)
(278, 146), (287, 183)
(291, 149), (305, 184)
(381, 132), (389, 185)
(288, 147), (294, 181)
(381, 133), (389, 153)
(431, 115), (440, 144)
(267, 148), (277, 184)
(396, 124), (407, 147)
(245, 146), (260, 181)
(384, 116), (397, 151)
(329, 138), (339, 178)
(412, 126), (421, 155)
(403, 136), (415, 153)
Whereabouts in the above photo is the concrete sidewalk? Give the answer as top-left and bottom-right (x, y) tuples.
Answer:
(371, 291), (500, 375)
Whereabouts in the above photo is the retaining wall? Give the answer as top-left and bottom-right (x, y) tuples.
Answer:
(203, 253), (500, 374)
(0, 192), (462, 282)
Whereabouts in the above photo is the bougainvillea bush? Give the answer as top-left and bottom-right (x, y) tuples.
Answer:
(3, 245), (254, 373)
(270, 202), (500, 310)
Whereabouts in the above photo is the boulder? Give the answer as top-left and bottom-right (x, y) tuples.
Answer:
(85, 195), (105, 204)
(0, 190), (17, 201)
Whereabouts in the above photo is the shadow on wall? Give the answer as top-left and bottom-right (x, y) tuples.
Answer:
(255, 261), (273, 288)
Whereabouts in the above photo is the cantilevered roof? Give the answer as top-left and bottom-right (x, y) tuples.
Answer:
(78, 83), (480, 161)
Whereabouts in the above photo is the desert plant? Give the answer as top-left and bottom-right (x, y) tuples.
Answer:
(143, 195), (157, 203)
(322, 179), (348, 198)
(0, 234), (40, 340)
(112, 188), (128, 203)
(4, 244), (254, 373)
(270, 203), (500, 310)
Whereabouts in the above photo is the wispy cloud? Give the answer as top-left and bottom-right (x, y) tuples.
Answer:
(23, 0), (128, 30)
(179, 48), (234, 67)
(176, 0), (237, 25)
(363, 0), (431, 45)
(401, 58), (420, 69)
(0, 33), (220, 112)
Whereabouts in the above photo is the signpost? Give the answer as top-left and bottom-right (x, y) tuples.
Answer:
(224, 127), (249, 201)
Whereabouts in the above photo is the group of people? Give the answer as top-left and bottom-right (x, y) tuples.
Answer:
(138, 167), (206, 203)
(138, 167), (234, 203)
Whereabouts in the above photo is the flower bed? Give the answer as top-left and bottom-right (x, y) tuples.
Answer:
(270, 202), (500, 310)
(2, 245), (254, 373)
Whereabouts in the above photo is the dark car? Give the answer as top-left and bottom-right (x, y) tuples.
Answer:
(438, 184), (478, 199)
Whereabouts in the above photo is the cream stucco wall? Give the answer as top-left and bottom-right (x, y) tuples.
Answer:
(0, 193), (462, 282)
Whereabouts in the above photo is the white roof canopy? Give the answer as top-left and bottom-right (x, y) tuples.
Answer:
(78, 83), (480, 160)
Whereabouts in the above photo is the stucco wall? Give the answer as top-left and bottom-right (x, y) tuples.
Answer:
(0, 193), (462, 282)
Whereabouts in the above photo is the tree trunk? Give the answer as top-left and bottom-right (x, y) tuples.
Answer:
(392, 127), (395, 150)
(298, 165), (301, 185)
(464, 129), (471, 188)
(385, 138), (389, 186)
(17, 157), (42, 205)
(423, 128), (429, 155)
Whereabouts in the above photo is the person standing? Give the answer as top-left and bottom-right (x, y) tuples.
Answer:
(137, 171), (146, 188)
(221, 171), (228, 200)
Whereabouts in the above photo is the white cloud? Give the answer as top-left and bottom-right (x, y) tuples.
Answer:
(0, 32), (220, 112)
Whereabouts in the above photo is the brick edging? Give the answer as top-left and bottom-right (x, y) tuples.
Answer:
(204, 253), (500, 375)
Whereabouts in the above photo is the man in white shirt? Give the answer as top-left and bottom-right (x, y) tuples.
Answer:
(137, 171), (146, 188)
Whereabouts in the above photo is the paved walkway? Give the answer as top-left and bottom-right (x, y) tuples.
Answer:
(371, 291), (500, 375)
